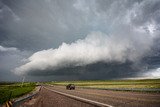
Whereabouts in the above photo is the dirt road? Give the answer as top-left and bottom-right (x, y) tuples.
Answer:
(19, 85), (160, 107)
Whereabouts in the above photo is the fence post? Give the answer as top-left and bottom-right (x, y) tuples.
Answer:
(9, 91), (12, 101)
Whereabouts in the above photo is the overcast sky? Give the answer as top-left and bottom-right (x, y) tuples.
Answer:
(0, 0), (160, 82)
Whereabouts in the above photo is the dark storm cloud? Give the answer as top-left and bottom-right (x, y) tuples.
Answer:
(0, 0), (160, 81)
(0, 0), (90, 50)
(130, 0), (160, 26)
(0, 0), (159, 50)
(25, 61), (140, 80)
(0, 45), (32, 81)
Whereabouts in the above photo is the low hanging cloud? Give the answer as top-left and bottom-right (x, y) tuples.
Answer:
(149, 68), (160, 78)
(13, 28), (155, 75)
(139, 68), (160, 79)
(0, 45), (18, 52)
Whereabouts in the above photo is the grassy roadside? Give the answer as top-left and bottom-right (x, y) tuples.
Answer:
(47, 79), (160, 92)
(0, 82), (35, 104)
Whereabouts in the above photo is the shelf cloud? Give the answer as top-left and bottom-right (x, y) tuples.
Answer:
(14, 29), (155, 75)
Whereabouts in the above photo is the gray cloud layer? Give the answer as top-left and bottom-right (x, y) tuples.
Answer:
(0, 0), (160, 81)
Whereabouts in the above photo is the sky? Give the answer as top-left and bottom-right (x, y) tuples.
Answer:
(0, 0), (160, 82)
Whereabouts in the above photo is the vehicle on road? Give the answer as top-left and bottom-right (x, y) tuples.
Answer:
(66, 84), (75, 90)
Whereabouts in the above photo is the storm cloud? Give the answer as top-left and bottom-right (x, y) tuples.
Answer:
(0, 0), (160, 81)
(14, 30), (155, 75)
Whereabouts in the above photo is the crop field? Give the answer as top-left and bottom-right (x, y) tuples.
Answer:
(48, 79), (160, 91)
(0, 82), (35, 104)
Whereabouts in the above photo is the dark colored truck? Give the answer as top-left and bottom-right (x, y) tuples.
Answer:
(66, 84), (75, 90)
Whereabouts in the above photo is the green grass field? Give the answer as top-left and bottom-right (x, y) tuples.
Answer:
(48, 79), (160, 90)
(0, 82), (35, 104)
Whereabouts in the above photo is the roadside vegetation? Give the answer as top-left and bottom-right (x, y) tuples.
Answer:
(48, 79), (160, 92)
(0, 82), (35, 104)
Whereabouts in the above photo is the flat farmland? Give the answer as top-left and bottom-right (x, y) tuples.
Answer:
(1, 79), (160, 107)
(47, 79), (160, 92)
